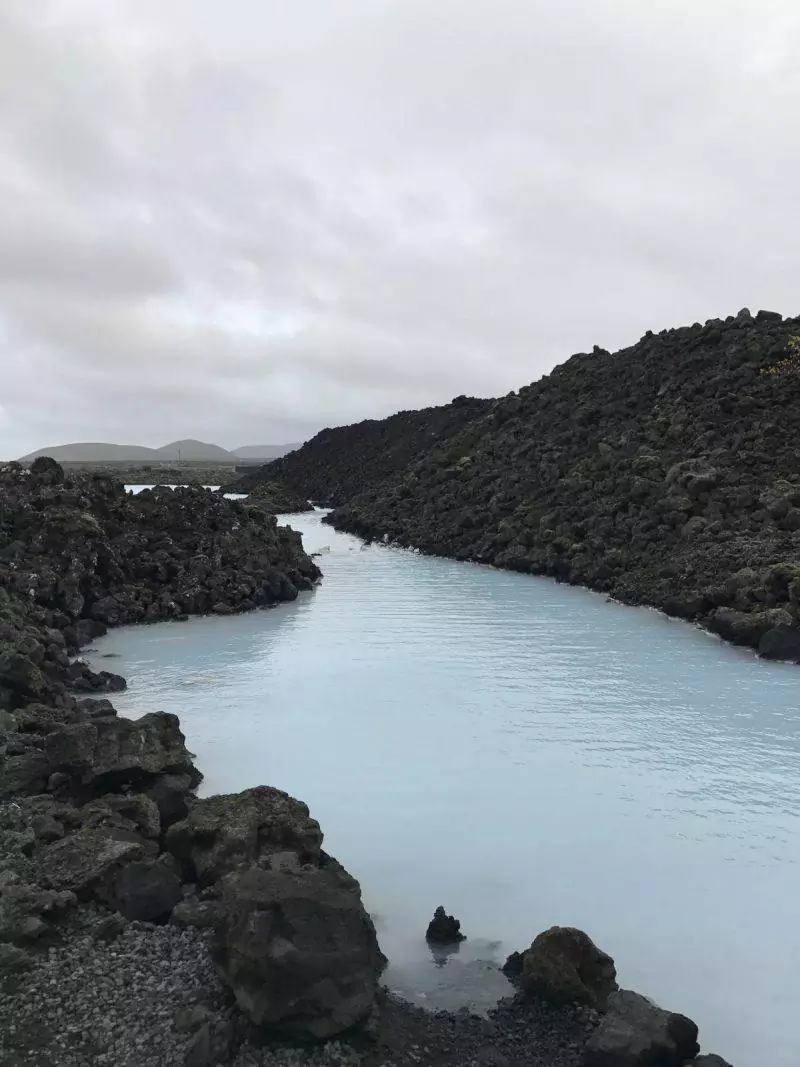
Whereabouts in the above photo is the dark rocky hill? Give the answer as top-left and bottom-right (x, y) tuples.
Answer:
(318, 309), (800, 660)
(228, 396), (492, 505)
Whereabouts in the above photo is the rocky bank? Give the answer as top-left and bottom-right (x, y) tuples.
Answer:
(241, 309), (800, 661)
(228, 397), (491, 506)
(1, 460), (733, 1065)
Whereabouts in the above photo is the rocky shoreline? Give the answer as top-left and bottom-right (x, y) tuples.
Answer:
(238, 310), (800, 664)
(1, 460), (732, 1065)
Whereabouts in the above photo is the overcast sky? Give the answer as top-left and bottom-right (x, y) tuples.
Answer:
(1, 0), (799, 455)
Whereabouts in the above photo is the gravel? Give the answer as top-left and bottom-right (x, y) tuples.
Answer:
(0, 907), (595, 1067)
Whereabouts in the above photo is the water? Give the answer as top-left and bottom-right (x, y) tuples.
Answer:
(88, 508), (800, 1067)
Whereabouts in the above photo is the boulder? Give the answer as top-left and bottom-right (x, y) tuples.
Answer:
(142, 773), (194, 827)
(113, 858), (182, 922)
(516, 927), (617, 1008)
(425, 905), (467, 944)
(0, 882), (76, 944)
(758, 623), (800, 662)
(583, 989), (700, 1067)
(0, 750), (51, 798)
(37, 826), (146, 901)
(165, 786), (323, 886)
(213, 862), (386, 1040)
(707, 607), (793, 650)
(43, 712), (200, 794)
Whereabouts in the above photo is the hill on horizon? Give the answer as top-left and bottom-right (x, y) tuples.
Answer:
(233, 444), (302, 460)
(17, 439), (298, 464)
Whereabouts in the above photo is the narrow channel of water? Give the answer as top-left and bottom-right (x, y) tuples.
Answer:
(88, 505), (800, 1066)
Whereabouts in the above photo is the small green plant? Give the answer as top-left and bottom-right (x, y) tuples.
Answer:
(762, 335), (800, 377)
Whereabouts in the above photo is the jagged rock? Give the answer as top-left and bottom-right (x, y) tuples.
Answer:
(113, 858), (182, 921)
(513, 927), (618, 1009)
(44, 712), (200, 795)
(213, 862), (386, 1040)
(170, 899), (225, 929)
(91, 912), (128, 942)
(425, 906), (467, 944)
(31, 814), (65, 843)
(142, 773), (194, 827)
(36, 827), (147, 900)
(103, 794), (161, 839)
(0, 751), (51, 798)
(583, 989), (700, 1066)
(165, 786), (323, 886)
(0, 882), (76, 944)
(758, 623), (800, 661)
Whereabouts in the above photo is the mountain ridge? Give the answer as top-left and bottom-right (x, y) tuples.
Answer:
(17, 439), (299, 463)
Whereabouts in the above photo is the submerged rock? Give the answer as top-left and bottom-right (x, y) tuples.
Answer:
(425, 905), (467, 944)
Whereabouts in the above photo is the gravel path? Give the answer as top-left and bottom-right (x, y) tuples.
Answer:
(0, 914), (594, 1067)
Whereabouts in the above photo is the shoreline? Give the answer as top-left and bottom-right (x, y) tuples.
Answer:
(324, 510), (800, 666)
(1, 463), (732, 1065)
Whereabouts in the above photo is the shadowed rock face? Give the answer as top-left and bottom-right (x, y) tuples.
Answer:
(303, 310), (800, 660)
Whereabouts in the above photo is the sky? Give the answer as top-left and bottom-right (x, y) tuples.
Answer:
(1, 0), (800, 456)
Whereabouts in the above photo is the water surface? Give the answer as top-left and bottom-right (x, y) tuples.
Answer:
(89, 509), (800, 1066)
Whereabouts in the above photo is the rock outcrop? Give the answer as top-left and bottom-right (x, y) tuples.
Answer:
(425, 905), (467, 944)
(243, 482), (314, 513)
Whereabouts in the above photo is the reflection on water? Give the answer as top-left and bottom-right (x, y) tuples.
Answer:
(89, 511), (800, 1066)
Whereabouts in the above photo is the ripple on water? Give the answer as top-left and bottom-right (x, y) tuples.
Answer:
(90, 508), (800, 1067)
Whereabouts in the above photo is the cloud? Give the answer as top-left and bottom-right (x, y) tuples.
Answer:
(1, 0), (800, 455)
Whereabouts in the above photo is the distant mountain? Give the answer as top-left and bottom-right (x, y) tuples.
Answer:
(18, 439), (300, 464)
(233, 444), (302, 461)
(18, 442), (160, 462)
(152, 440), (234, 461)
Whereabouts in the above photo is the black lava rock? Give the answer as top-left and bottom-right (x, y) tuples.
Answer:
(425, 905), (467, 944)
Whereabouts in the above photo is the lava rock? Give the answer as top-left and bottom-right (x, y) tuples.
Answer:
(213, 861), (386, 1040)
(165, 785), (323, 886)
(583, 989), (700, 1066)
(113, 858), (182, 922)
(425, 905), (467, 944)
(515, 927), (618, 1009)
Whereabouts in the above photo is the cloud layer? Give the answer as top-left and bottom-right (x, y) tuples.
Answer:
(2, 0), (799, 455)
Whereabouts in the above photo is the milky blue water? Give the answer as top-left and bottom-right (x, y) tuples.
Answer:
(89, 506), (800, 1067)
